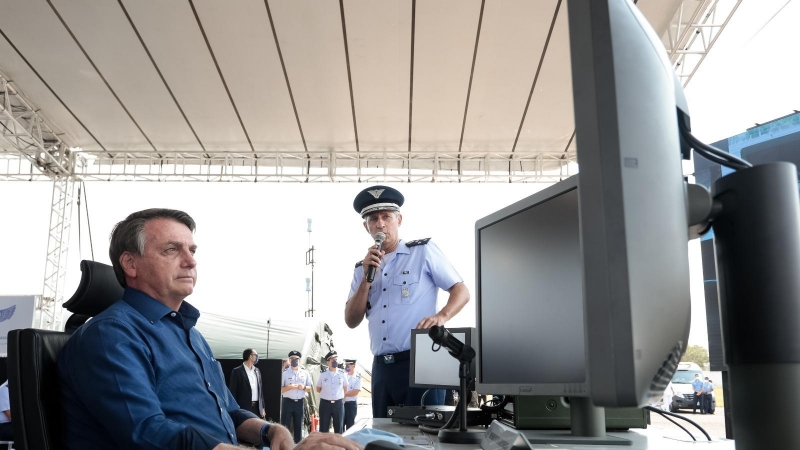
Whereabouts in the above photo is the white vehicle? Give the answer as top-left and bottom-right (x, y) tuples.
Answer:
(668, 362), (716, 413)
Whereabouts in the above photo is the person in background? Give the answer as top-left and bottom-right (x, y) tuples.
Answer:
(343, 359), (362, 430)
(317, 351), (347, 433)
(280, 350), (312, 443)
(692, 373), (705, 414)
(344, 185), (470, 418)
(662, 380), (675, 411)
(229, 349), (265, 418)
(0, 380), (13, 441)
(703, 377), (715, 414)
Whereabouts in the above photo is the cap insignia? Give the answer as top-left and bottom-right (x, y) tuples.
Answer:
(367, 189), (385, 199)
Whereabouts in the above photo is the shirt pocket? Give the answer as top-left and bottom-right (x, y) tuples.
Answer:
(391, 273), (420, 305)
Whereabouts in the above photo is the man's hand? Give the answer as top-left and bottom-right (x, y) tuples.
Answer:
(266, 424), (297, 450)
(362, 245), (385, 279)
(295, 432), (364, 450)
(416, 313), (446, 329)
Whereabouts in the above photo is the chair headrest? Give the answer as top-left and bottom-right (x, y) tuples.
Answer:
(63, 260), (124, 317)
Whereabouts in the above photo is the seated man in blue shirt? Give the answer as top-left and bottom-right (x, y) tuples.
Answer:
(58, 208), (361, 450)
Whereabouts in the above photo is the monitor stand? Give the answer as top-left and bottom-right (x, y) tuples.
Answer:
(518, 398), (630, 446)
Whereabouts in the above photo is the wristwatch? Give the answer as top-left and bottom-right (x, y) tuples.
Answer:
(260, 422), (271, 446)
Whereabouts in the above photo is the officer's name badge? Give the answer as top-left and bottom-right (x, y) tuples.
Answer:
(401, 287), (410, 298)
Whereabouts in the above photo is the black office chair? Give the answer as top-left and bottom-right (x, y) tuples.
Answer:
(7, 260), (123, 450)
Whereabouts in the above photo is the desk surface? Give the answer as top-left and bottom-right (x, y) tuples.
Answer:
(346, 418), (736, 449)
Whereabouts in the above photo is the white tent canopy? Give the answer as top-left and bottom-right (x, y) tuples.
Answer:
(0, 0), (735, 183)
(196, 313), (334, 363)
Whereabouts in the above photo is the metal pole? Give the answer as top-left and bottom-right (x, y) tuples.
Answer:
(711, 162), (800, 449)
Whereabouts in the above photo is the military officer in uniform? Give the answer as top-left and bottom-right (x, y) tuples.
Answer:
(692, 373), (704, 414)
(343, 358), (362, 430)
(317, 351), (347, 433)
(344, 185), (470, 418)
(280, 350), (312, 443)
(703, 377), (715, 414)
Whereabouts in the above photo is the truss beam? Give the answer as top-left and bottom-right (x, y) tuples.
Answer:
(0, 72), (72, 177)
(38, 175), (75, 330)
(664, 0), (741, 87)
(69, 150), (577, 183)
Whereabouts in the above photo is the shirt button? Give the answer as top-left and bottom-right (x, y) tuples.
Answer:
(207, 382), (211, 388)
(383, 305), (387, 308)
(383, 288), (386, 291)
(403, 281), (406, 284)
(170, 312), (176, 317)
(383, 337), (387, 341)
(149, 321), (154, 324)
(384, 273), (387, 276)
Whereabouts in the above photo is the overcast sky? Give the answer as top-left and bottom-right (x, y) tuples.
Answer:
(1, 0), (797, 366)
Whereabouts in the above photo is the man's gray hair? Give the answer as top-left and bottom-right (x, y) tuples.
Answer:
(109, 208), (196, 287)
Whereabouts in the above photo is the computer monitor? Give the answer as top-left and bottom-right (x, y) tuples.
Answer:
(568, 0), (691, 408)
(410, 327), (473, 390)
(475, 175), (586, 397)
(476, 176), (634, 444)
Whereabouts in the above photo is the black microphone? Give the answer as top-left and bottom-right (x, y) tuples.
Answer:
(365, 232), (386, 283)
(429, 325), (476, 362)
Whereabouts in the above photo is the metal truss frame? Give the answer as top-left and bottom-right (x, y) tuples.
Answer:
(1, 71), (76, 330)
(71, 150), (577, 183)
(664, 0), (741, 87)
(39, 174), (75, 330)
(0, 72), (71, 177)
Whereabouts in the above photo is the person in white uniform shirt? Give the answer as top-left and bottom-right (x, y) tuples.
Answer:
(0, 380), (13, 441)
(280, 350), (312, 443)
(343, 358), (362, 430)
(316, 351), (347, 433)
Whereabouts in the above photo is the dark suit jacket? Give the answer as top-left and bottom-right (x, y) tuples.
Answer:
(229, 364), (264, 416)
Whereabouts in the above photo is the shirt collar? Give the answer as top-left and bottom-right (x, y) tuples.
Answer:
(243, 363), (256, 373)
(122, 287), (201, 328)
(396, 239), (410, 255)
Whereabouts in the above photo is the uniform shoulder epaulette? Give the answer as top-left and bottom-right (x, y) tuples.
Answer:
(406, 238), (431, 247)
(355, 261), (363, 268)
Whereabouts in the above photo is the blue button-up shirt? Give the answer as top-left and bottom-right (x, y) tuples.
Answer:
(58, 288), (257, 450)
(692, 379), (704, 392)
(703, 381), (714, 393)
(281, 367), (312, 400)
(349, 239), (462, 355)
(318, 369), (347, 400)
(345, 374), (362, 402)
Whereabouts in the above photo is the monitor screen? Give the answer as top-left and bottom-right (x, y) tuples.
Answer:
(475, 176), (587, 396)
(410, 328), (473, 390)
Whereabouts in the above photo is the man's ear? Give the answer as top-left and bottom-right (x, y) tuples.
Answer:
(396, 213), (402, 226)
(363, 220), (369, 234)
(120, 252), (137, 280)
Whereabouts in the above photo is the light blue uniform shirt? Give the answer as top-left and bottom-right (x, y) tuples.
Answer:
(348, 239), (462, 356)
(281, 368), (312, 400)
(692, 379), (704, 392)
(703, 381), (714, 393)
(345, 374), (362, 402)
(318, 369), (347, 401)
(0, 381), (10, 424)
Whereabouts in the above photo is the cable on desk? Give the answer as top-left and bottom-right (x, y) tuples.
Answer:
(644, 407), (696, 441)
(644, 406), (711, 441)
